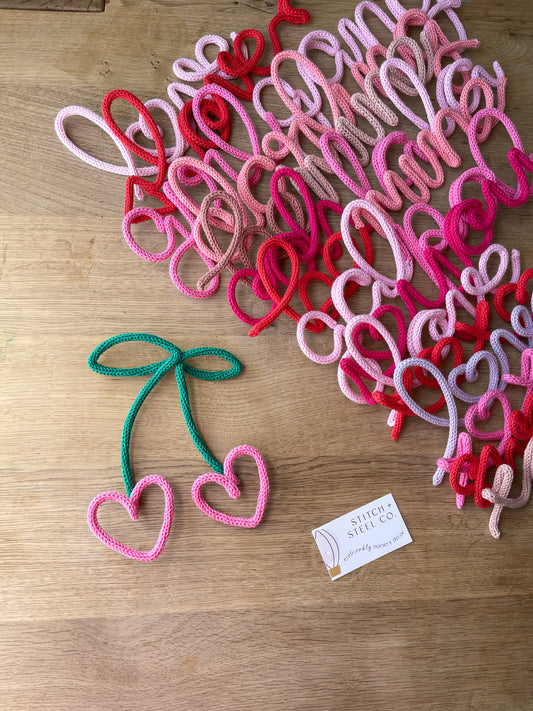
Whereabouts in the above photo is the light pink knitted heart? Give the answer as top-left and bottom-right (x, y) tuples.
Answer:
(87, 475), (174, 561)
(191, 445), (269, 528)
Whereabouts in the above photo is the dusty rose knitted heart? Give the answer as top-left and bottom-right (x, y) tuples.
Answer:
(191, 445), (269, 527)
(87, 475), (174, 561)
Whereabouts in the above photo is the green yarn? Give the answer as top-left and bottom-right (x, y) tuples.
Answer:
(88, 333), (242, 495)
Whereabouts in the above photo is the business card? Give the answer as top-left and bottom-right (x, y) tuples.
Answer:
(312, 493), (412, 580)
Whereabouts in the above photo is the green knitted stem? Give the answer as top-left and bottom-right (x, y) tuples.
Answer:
(88, 333), (242, 495)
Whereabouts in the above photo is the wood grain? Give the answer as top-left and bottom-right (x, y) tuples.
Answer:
(1, 1), (533, 709)
(0, 0), (104, 11)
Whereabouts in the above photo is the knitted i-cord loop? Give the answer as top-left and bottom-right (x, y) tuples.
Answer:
(191, 444), (270, 528)
(88, 333), (242, 495)
(57, 0), (501, 208)
(87, 475), (175, 562)
(53, 1), (532, 541)
(122, 88), (519, 317)
(177, 0), (311, 158)
(56, 0), (508, 228)
(359, 254), (528, 428)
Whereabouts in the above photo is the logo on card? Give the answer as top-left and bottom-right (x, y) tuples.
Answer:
(312, 493), (412, 580)
(313, 528), (341, 578)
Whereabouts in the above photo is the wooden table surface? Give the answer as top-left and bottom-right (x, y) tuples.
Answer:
(1, 1), (532, 709)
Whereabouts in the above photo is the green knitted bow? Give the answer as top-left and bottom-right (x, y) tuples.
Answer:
(88, 333), (242, 495)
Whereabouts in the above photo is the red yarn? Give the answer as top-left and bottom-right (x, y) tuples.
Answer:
(208, 30), (269, 102)
(322, 227), (374, 278)
(177, 95), (231, 159)
(268, 0), (311, 56)
(102, 89), (174, 221)
(414, 337), (464, 390)
(454, 300), (491, 353)
(249, 238), (303, 337)
(179, 0), (310, 158)
(494, 269), (533, 322)
(450, 446), (503, 509)
(298, 270), (339, 324)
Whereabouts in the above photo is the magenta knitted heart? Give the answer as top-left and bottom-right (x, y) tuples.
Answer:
(87, 475), (174, 561)
(191, 445), (269, 527)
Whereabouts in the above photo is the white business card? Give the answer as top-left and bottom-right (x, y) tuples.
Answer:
(312, 493), (412, 580)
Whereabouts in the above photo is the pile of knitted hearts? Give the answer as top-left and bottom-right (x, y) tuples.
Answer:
(56, 0), (533, 541)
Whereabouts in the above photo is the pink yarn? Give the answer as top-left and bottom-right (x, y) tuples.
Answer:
(503, 349), (533, 394)
(331, 267), (373, 323)
(55, 105), (161, 201)
(337, 349), (381, 405)
(341, 199), (412, 288)
(379, 58), (436, 131)
(193, 191), (254, 291)
(459, 243), (510, 298)
(344, 314), (404, 388)
(483, 445), (533, 511)
(172, 33), (242, 82)
(124, 97), (186, 162)
(56, 0), (533, 538)
(406, 289), (475, 356)
(191, 445), (269, 528)
(191, 83), (262, 163)
(123, 208), (178, 262)
(487, 463), (514, 539)
(296, 311), (345, 364)
(169, 236), (221, 299)
(468, 109), (529, 198)
(269, 49), (343, 150)
(87, 475), (174, 562)
(454, 431), (473, 509)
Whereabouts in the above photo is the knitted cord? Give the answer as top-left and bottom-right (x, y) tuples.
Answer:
(88, 333), (242, 495)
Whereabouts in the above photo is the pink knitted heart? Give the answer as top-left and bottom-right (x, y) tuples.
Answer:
(191, 445), (269, 527)
(87, 475), (174, 561)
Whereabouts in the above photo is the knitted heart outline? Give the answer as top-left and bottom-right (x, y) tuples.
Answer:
(191, 445), (269, 528)
(87, 475), (174, 561)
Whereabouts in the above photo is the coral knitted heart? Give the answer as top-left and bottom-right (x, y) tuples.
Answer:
(191, 445), (269, 527)
(87, 475), (174, 561)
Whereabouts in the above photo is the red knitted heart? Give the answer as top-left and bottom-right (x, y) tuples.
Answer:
(508, 410), (533, 442)
(350, 305), (407, 369)
(414, 337), (464, 389)
(494, 269), (533, 323)
(219, 30), (266, 74)
(177, 96), (231, 159)
(298, 270), (338, 325)
(450, 446), (502, 508)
